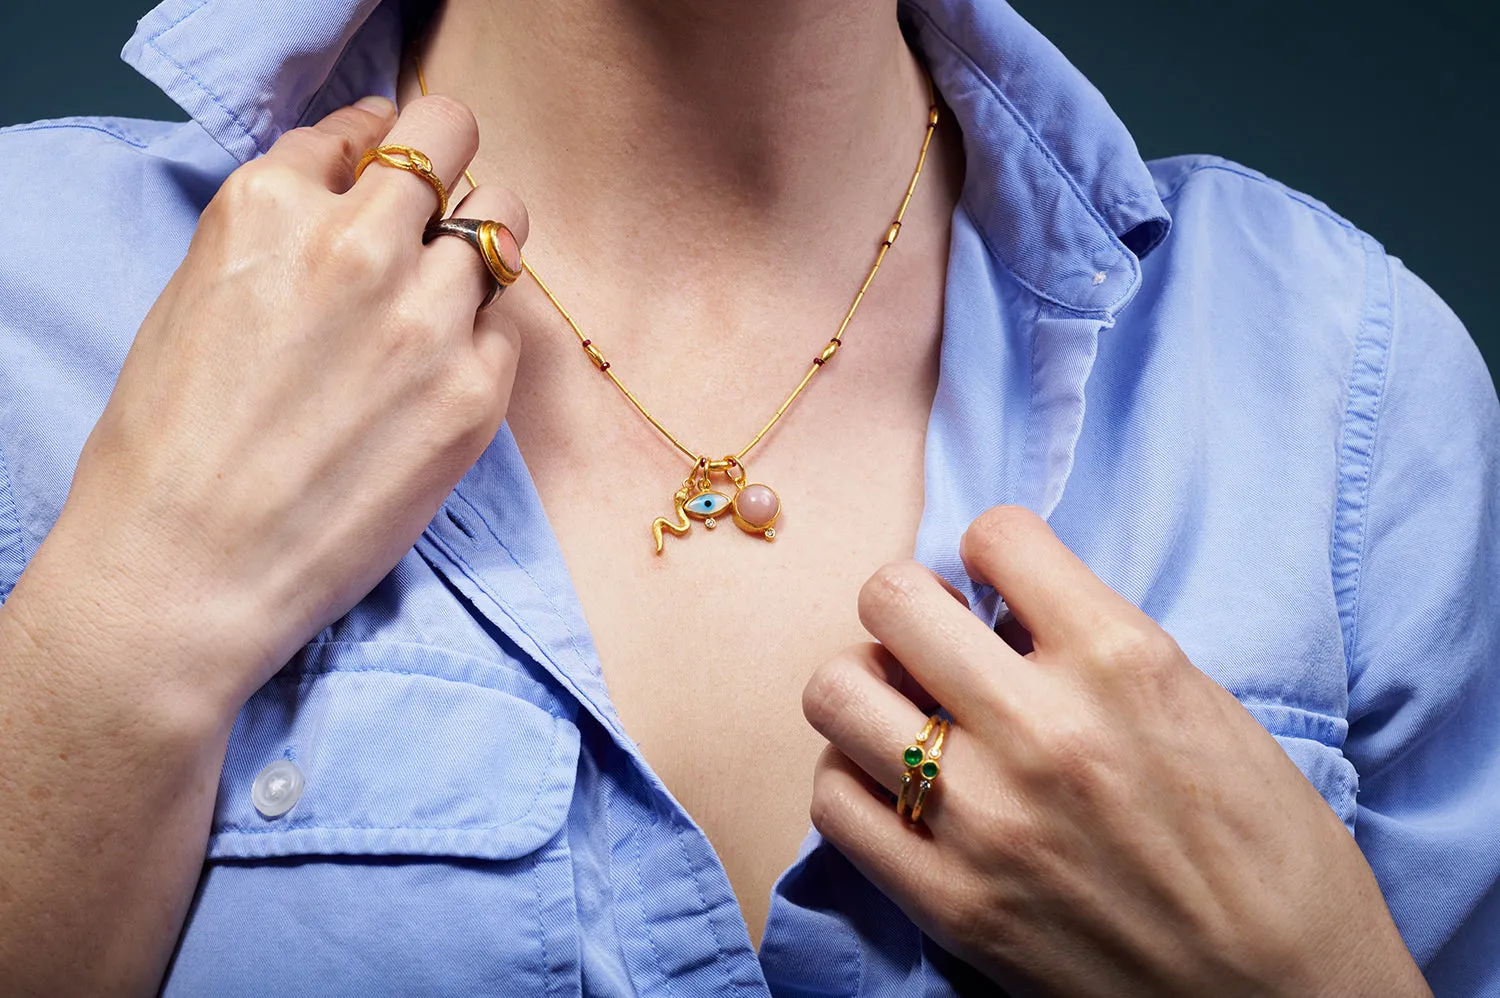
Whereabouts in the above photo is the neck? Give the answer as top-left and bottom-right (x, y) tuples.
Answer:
(408, 0), (938, 282)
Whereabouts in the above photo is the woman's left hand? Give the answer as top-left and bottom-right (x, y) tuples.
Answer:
(802, 505), (1430, 997)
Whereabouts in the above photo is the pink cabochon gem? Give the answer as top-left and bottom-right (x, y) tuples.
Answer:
(734, 484), (780, 528)
(495, 224), (521, 272)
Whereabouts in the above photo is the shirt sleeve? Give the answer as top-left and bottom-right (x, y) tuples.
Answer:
(1342, 255), (1500, 994)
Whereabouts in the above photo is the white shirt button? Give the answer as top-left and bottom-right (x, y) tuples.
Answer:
(251, 759), (304, 818)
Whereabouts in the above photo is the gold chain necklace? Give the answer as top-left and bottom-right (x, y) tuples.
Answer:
(415, 58), (939, 554)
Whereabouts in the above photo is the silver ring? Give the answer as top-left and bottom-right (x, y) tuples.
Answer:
(422, 217), (522, 309)
(423, 216), (486, 244)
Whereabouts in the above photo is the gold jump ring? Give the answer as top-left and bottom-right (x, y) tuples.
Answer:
(355, 144), (449, 223)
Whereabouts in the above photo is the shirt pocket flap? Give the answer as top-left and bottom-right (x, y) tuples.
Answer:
(207, 654), (580, 862)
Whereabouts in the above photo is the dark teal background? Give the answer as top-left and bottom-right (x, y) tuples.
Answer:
(1, 1), (1493, 380)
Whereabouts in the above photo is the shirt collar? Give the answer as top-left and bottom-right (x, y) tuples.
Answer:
(124, 0), (1170, 317)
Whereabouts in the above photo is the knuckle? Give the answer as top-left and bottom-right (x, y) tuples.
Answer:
(807, 769), (853, 841)
(857, 560), (928, 623)
(475, 186), (531, 244)
(1088, 616), (1172, 673)
(413, 93), (479, 144)
(213, 162), (296, 215)
(1019, 710), (1122, 804)
(800, 656), (862, 731)
(1037, 715), (1101, 774)
(961, 504), (1037, 562)
(807, 783), (836, 837)
(314, 215), (398, 281)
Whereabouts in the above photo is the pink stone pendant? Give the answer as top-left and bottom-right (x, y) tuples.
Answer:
(653, 458), (782, 553)
(731, 482), (781, 540)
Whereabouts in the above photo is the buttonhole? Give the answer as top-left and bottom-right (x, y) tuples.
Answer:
(444, 507), (477, 540)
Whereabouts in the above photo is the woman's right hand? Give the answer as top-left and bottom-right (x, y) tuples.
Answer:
(19, 94), (528, 713)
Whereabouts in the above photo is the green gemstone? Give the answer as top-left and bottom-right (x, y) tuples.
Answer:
(920, 761), (939, 779)
(903, 746), (924, 768)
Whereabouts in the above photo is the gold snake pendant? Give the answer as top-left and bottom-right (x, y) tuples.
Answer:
(651, 458), (782, 554)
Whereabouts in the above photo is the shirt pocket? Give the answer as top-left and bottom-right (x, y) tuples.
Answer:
(1241, 701), (1359, 833)
(163, 641), (583, 997)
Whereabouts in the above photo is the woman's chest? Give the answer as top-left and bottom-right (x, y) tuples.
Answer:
(529, 416), (933, 944)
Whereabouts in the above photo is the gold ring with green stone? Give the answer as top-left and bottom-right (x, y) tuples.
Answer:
(896, 714), (949, 823)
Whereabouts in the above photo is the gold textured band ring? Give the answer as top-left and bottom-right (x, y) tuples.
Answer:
(896, 713), (949, 824)
(355, 144), (449, 223)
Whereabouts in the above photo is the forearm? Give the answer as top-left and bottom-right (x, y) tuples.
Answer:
(0, 524), (250, 996)
(0, 90), (519, 993)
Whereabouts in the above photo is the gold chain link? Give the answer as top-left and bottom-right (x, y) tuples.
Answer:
(414, 57), (939, 467)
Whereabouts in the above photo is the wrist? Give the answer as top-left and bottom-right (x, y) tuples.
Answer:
(3, 507), (276, 729)
(1282, 908), (1431, 998)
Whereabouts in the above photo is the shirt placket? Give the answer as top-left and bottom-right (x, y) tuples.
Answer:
(415, 423), (773, 997)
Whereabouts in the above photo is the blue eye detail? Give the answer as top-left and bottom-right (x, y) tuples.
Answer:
(684, 492), (732, 518)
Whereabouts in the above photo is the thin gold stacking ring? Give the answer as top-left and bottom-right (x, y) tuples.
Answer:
(897, 713), (949, 824)
(355, 144), (449, 223)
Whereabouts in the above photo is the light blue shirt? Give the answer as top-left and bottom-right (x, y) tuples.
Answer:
(1, 0), (1496, 994)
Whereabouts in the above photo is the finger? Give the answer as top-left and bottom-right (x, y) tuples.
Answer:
(810, 744), (949, 913)
(907, 575), (967, 709)
(959, 505), (1137, 653)
(263, 97), (397, 192)
(429, 186), (528, 388)
(802, 643), (934, 794)
(350, 94), (480, 229)
(932, 571), (970, 608)
(857, 560), (1035, 723)
(421, 183), (530, 313)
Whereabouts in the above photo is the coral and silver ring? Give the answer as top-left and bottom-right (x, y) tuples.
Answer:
(423, 217), (524, 308)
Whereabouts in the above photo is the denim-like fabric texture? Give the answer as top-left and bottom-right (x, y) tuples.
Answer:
(0, 0), (1496, 994)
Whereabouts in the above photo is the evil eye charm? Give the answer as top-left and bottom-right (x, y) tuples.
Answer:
(684, 491), (733, 525)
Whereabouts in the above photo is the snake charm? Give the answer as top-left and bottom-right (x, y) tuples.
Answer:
(651, 486), (695, 554)
(651, 458), (782, 555)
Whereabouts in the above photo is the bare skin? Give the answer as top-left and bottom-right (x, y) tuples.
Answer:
(409, 0), (963, 941)
(0, 0), (1434, 993)
(0, 95), (530, 994)
(805, 508), (1434, 996)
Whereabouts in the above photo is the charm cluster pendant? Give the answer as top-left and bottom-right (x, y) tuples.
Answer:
(652, 457), (781, 554)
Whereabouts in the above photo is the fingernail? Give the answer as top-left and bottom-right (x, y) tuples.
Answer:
(354, 95), (396, 116)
